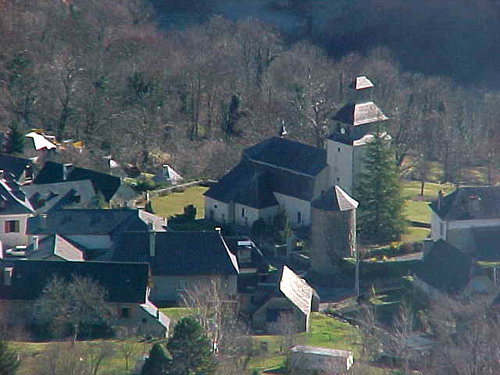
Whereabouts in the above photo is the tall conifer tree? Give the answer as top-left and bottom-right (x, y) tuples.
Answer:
(356, 131), (406, 242)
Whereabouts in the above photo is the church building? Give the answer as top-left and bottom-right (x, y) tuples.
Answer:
(204, 76), (388, 229)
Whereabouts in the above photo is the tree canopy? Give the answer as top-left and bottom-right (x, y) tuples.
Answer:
(35, 275), (112, 342)
(165, 317), (216, 375)
(0, 341), (19, 375)
(356, 131), (406, 243)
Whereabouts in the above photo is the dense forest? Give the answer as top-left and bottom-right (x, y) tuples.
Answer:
(0, 0), (498, 182)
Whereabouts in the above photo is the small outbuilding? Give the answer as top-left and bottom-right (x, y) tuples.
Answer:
(290, 345), (353, 375)
(252, 266), (318, 333)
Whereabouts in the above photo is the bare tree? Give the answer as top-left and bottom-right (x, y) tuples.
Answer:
(181, 277), (256, 373)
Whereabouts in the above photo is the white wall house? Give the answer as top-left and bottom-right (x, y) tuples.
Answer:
(0, 173), (35, 249)
(429, 187), (500, 242)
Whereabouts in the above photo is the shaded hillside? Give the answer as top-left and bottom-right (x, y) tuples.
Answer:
(153, 0), (500, 88)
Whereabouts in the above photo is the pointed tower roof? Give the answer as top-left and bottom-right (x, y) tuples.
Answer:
(333, 102), (388, 127)
(311, 185), (358, 211)
(353, 76), (374, 90)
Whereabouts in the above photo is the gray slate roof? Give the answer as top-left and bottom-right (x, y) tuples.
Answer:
(243, 137), (327, 177)
(0, 173), (34, 215)
(0, 154), (32, 180)
(311, 186), (358, 211)
(429, 186), (500, 220)
(278, 266), (314, 315)
(333, 102), (388, 126)
(472, 226), (500, 261)
(27, 208), (166, 235)
(23, 180), (97, 213)
(26, 234), (85, 261)
(205, 142), (321, 206)
(111, 231), (239, 276)
(417, 240), (473, 295)
(33, 161), (121, 202)
(0, 260), (149, 303)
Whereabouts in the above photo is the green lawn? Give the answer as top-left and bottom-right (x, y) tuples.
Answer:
(160, 307), (195, 322)
(248, 313), (361, 373)
(150, 186), (208, 219)
(11, 340), (149, 375)
(402, 226), (430, 243)
(401, 180), (454, 201)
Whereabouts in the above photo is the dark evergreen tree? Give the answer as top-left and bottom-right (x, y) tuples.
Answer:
(141, 343), (170, 375)
(0, 340), (19, 375)
(355, 131), (406, 243)
(166, 317), (216, 375)
(5, 121), (24, 154)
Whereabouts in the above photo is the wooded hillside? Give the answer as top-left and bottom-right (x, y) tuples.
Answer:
(0, 0), (498, 182)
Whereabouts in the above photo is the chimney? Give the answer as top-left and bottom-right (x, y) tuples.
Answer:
(437, 190), (445, 211)
(149, 230), (156, 258)
(467, 195), (482, 218)
(62, 163), (73, 181)
(422, 239), (434, 259)
(39, 214), (47, 230)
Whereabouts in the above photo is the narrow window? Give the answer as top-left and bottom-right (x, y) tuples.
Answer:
(213, 204), (218, 209)
(297, 211), (302, 224)
(241, 208), (245, 217)
(338, 147), (341, 152)
(336, 177), (340, 182)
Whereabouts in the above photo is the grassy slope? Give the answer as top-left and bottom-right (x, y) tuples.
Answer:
(11, 340), (149, 375)
(150, 186), (208, 219)
(400, 180), (454, 243)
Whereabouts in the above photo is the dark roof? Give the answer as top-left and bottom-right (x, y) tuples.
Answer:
(472, 226), (500, 261)
(23, 180), (97, 213)
(27, 208), (161, 235)
(0, 172), (34, 214)
(26, 234), (85, 261)
(0, 260), (149, 303)
(224, 237), (268, 272)
(429, 186), (500, 220)
(0, 154), (31, 180)
(111, 231), (239, 276)
(33, 161), (120, 201)
(416, 240), (472, 295)
(204, 157), (317, 205)
(243, 137), (327, 177)
(332, 102), (388, 127)
(311, 186), (358, 211)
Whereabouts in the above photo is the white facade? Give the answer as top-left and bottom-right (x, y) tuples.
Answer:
(327, 136), (372, 196)
(205, 197), (231, 224)
(0, 213), (33, 248)
(234, 204), (278, 227)
(431, 211), (500, 241)
(274, 193), (311, 227)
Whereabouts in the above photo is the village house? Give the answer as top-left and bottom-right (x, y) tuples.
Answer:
(22, 179), (98, 213)
(0, 171), (35, 250)
(33, 160), (139, 206)
(0, 154), (34, 183)
(26, 208), (166, 259)
(251, 265), (319, 333)
(0, 259), (169, 337)
(415, 240), (498, 298)
(429, 186), (500, 244)
(204, 76), (387, 229)
(110, 230), (239, 303)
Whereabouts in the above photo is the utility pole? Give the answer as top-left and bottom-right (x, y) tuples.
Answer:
(355, 234), (360, 299)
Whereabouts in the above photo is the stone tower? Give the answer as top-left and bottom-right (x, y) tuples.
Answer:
(327, 76), (388, 195)
(310, 185), (358, 276)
